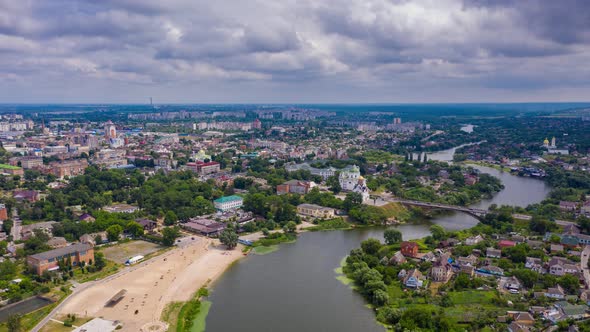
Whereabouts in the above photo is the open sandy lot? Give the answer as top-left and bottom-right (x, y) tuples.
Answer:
(101, 240), (165, 264)
(58, 237), (244, 331)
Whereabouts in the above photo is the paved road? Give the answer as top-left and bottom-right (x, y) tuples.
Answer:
(582, 245), (590, 290)
(10, 209), (21, 242)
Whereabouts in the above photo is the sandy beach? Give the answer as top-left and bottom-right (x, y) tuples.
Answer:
(58, 237), (244, 331)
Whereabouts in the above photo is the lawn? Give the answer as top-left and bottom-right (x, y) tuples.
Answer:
(379, 203), (411, 221)
(448, 290), (496, 305)
(73, 260), (120, 283)
(101, 240), (165, 264)
(39, 315), (93, 332)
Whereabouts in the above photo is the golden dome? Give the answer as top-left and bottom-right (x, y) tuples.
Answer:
(543, 138), (549, 144)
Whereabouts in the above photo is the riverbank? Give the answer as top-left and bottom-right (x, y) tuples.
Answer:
(56, 237), (244, 331)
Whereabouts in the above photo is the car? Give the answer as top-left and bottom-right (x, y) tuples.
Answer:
(509, 289), (519, 294)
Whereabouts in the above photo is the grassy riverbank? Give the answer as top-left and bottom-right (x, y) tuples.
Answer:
(161, 287), (210, 332)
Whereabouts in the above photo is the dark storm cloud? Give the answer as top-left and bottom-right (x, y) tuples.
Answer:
(0, 0), (589, 102)
(464, 0), (590, 44)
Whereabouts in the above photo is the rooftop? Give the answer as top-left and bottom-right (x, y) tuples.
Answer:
(29, 243), (92, 261)
(214, 195), (243, 203)
(0, 164), (22, 170)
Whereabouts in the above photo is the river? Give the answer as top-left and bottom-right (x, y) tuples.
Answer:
(205, 147), (551, 332)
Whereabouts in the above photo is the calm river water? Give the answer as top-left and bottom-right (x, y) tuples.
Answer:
(205, 147), (551, 332)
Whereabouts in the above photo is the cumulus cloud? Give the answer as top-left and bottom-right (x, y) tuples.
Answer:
(0, 0), (589, 102)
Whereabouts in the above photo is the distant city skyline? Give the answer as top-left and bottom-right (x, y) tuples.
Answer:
(1, 0), (589, 103)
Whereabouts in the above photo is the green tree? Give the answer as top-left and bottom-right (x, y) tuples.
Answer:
(283, 221), (297, 234)
(559, 274), (580, 294)
(94, 252), (106, 270)
(162, 227), (181, 246)
(529, 215), (555, 234)
(106, 225), (123, 242)
(377, 306), (401, 325)
(164, 211), (177, 226)
(7, 314), (21, 332)
(383, 229), (402, 245)
(326, 175), (342, 194)
(429, 225), (447, 241)
(219, 227), (238, 250)
(361, 238), (382, 256)
(343, 192), (363, 211)
(511, 269), (539, 288)
(372, 289), (389, 306)
(126, 221), (144, 238)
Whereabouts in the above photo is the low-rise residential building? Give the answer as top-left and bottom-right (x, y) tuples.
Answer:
(551, 244), (565, 253)
(186, 161), (221, 175)
(403, 269), (424, 288)
(486, 248), (501, 258)
(47, 237), (68, 249)
(499, 240), (516, 248)
(389, 251), (406, 265)
(0, 203), (8, 221)
(135, 218), (157, 232)
(79, 232), (108, 246)
(431, 254), (453, 282)
(27, 243), (94, 275)
(465, 235), (484, 245)
(50, 159), (88, 178)
(456, 255), (478, 267)
(276, 180), (316, 195)
(559, 201), (577, 211)
(103, 204), (139, 214)
(0, 164), (24, 176)
(21, 221), (57, 240)
(79, 213), (96, 223)
(10, 156), (43, 169)
(401, 241), (419, 258)
(525, 257), (544, 273)
(214, 195), (243, 211)
(13, 190), (39, 202)
(181, 218), (225, 236)
(296, 203), (335, 219)
(545, 285), (566, 300)
(285, 162), (336, 180)
(505, 276), (522, 290)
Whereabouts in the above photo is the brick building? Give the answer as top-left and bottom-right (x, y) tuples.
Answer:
(0, 203), (7, 221)
(401, 241), (419, 258)
(186, 161), (221, 175)
(27, 243), (94, 275)
(277, 180), (316, 195)
(50, 159), (89, 178)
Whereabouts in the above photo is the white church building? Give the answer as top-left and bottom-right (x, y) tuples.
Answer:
(339, 165), (370, 202)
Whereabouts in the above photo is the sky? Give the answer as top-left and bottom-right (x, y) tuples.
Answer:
(1, 0), (589, 104)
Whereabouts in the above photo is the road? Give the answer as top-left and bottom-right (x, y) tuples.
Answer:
(10, 208), (21, 242)
(582, 245), (590, 290)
